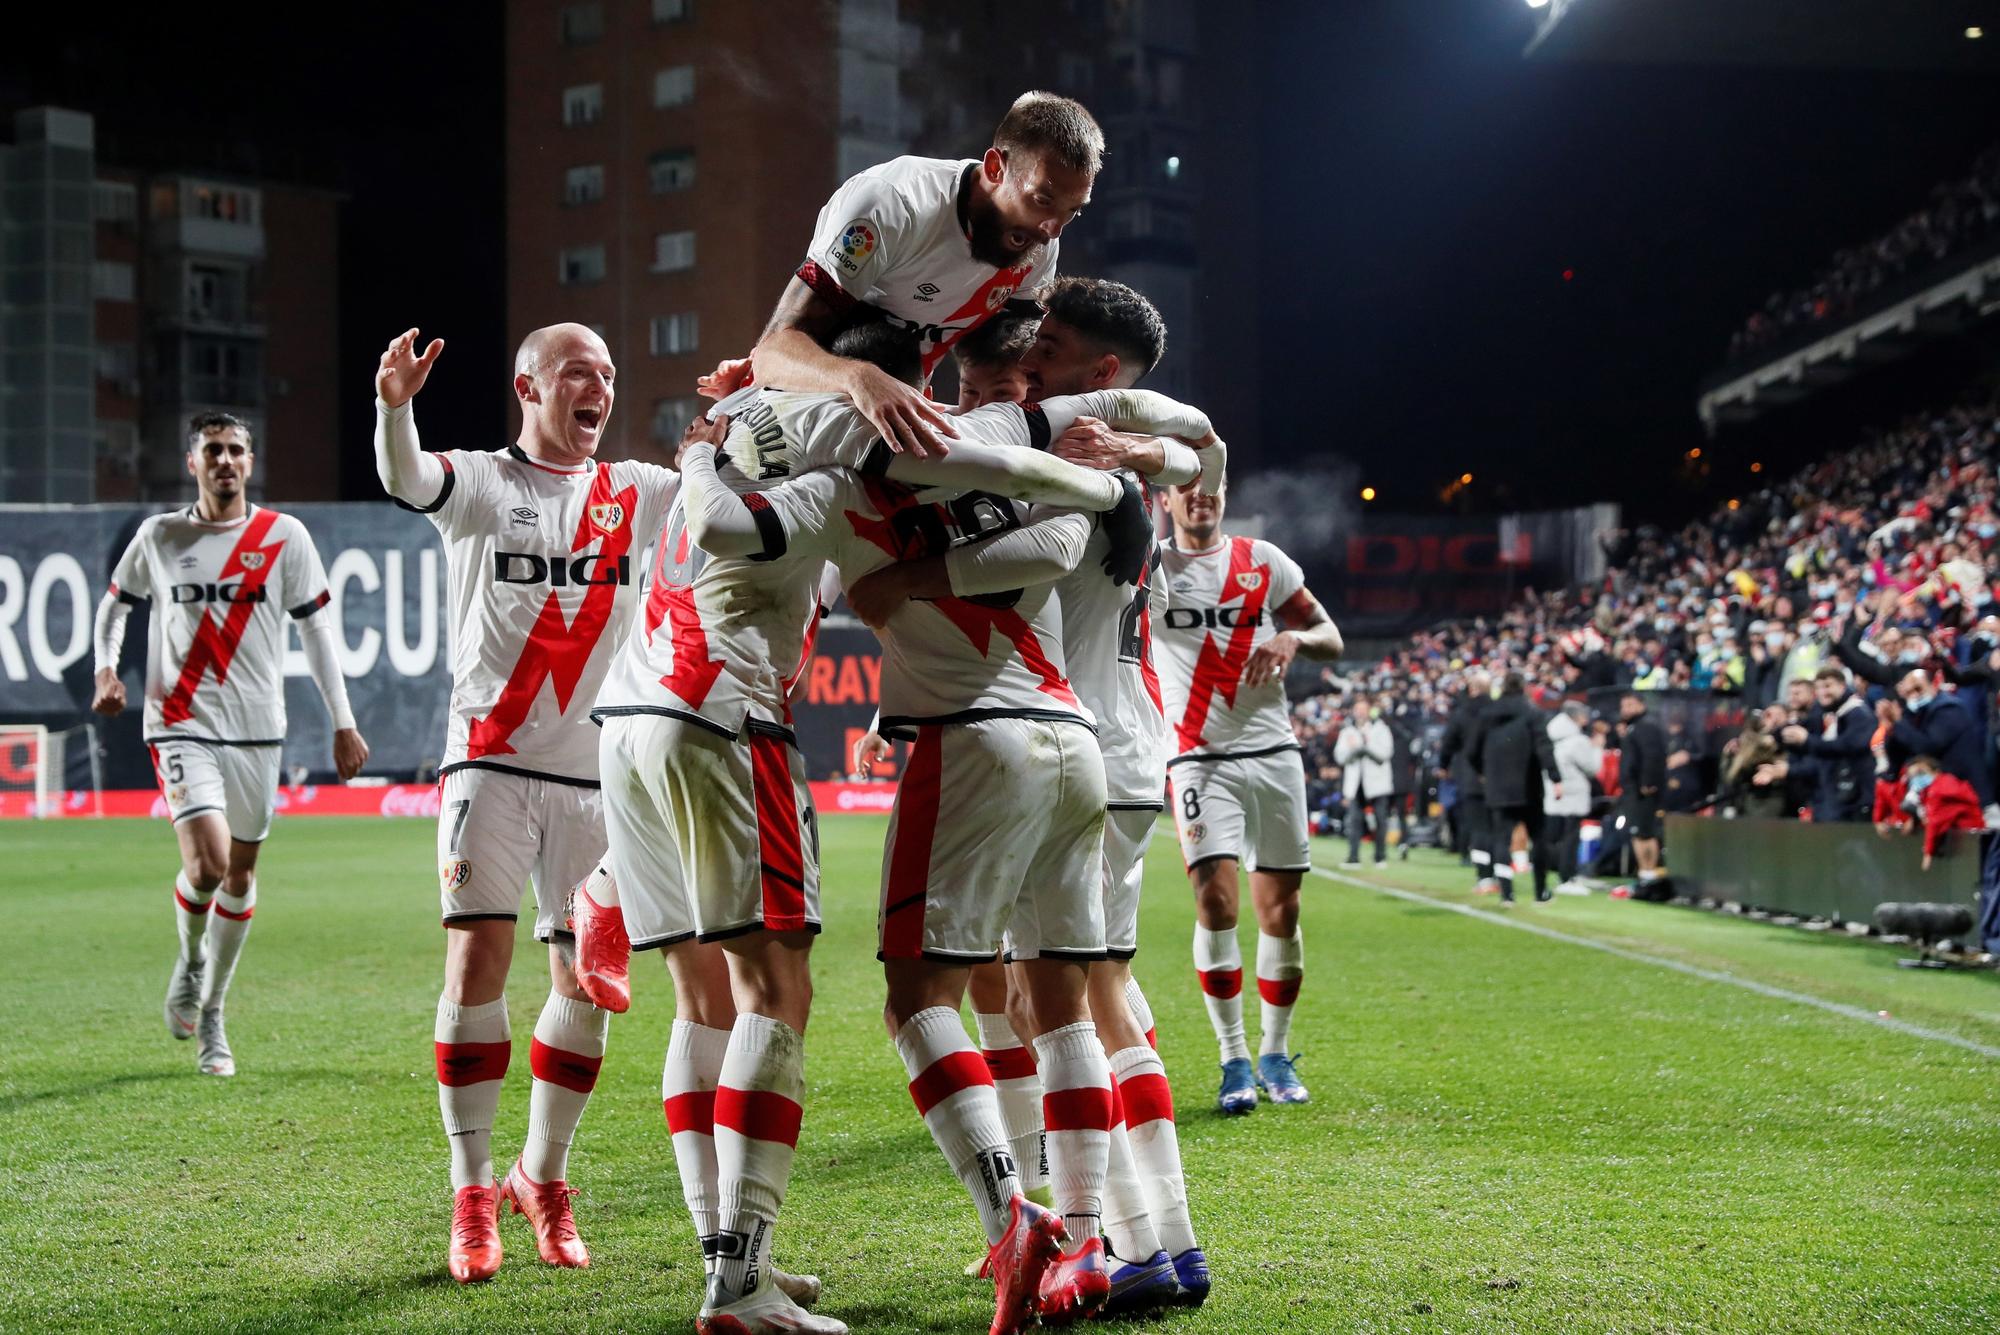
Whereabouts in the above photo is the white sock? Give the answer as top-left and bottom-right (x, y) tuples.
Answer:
(713, 1013), (806, 1303)
(664, 1019), (730, 1268)
(522, 991), (609, 1184)
(580, 860), (619, 909)
(1124, 976), (1157, 1050)
(1102, 1095), (1163, 1262)
(974, 1010), (1047, 1194)
(1111, 1045), (1196, 1255)
(1255, 929), (1303, 1057)
(1192, 925), (1249, 1063)
(894, 1006), (1021, 1245)
(173, 871), (213, 964)
(436, 994), (510, 1191)
(1033, 1021), (1111, 1244)
(200, 880), (256, 1012)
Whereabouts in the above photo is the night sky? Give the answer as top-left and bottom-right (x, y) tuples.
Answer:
(13, 2), (2000, 521)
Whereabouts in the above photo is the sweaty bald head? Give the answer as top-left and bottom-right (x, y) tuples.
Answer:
(512, 322), (616, 463)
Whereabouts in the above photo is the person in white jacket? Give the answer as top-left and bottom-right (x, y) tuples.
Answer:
(1542, 702), (1602, 893)
(1334, 697), (1396, 867)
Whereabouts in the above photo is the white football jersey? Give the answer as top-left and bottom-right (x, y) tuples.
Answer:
(800, 156), (1059, 381)
(1155, 535), (1310, 760)
(592, 473), (832, 739)
(1058, 511), (1170, 808)
(108, 505), (332, 745)
(718, 468), (1090, 735)
(405, 446), (679, 784)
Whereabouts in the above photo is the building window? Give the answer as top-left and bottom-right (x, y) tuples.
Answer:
(562, 83), (604, 127)
(185, 263), (247, 322)
(649, 312), (699, 356)
(648, 149), (696, 193)
(651, 230), (696, 273)
(652, 395), (704, 442)
(93, 180), (136, 225)
(559, 245), (607, 286)
(653, 65), (696, 109)
(96, 341), (137, 383)
(652, 0), (692, 22)
(560, 2), (604, 44)
(564, 164), (605, 206)
(92, 261), (135, 302)
(189, 184), (257, 225)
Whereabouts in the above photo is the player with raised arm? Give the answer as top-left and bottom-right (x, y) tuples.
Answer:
(90, 412), (368, 1079)
(372, 325), (680, 1284)
(699, 92), (1102, 458)
(1155, 477), (1344, 1115)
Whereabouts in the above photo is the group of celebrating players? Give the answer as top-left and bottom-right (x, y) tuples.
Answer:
(87, 92), (1345, 1334)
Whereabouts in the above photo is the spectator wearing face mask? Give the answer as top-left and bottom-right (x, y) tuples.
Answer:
(1873, 754), (1986, 870)
(1775, 666), (1874, 821)
(1883, 668), (1995, 808)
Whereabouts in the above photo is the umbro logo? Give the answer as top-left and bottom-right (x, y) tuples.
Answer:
(178, 555), (199, 569)
(914, 282), (940, 302)
(510, 507), (539, 525)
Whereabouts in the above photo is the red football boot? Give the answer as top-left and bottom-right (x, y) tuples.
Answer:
(1036, 1235), (1111, 1325)
(499, 1159), (590, 1267)
(985, 1195), (1066, 1335)
(566, 870), (631, 1014)
(447, 1183), (502, 1283)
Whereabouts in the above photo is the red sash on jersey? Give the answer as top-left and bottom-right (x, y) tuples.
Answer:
(1175, 537), (1271, 754)
(159, 509), (286, 728)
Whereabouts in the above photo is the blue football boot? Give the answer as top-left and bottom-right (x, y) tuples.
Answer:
(1217, 1057), (1257, 1115)
(1256, 1052), (1309, 1104)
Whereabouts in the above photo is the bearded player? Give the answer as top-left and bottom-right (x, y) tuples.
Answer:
(1155, 477), (1344, 1114)
(90, 413), (368, 1078)
(373, 325), (681, 1283)
(699, 91), (1101, 458)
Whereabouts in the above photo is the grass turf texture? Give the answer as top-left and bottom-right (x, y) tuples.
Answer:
(3, 818), (1997, 1333)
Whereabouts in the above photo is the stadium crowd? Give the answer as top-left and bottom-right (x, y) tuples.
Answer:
(1292, 393), (2000, 877)
(1727, 143), (2000, 363)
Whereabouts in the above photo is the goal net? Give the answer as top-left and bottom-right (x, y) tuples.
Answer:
(0, 724), (101, 818)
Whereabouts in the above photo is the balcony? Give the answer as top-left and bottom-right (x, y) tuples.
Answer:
(149, 215), (265, 260)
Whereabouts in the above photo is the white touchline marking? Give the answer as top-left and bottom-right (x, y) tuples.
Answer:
(1303, 858), (2000, 1063)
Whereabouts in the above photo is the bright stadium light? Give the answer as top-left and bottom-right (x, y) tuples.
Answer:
(1361, 486), (1378, 502)
(1525, 0), (1550, 9)
(1969, 26), (1985, 39)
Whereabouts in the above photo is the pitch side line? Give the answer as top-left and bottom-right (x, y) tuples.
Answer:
(1299, 858), (2000, 1062)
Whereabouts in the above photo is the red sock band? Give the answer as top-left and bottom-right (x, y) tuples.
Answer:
(435, 1040), (511, 1086)
(663, 1090), (717, 1136)
(1119, 1071), (1176, 1126)
(714, 1086), (804, 1148)
(981, 1046), (1038, 1081)
(1257, 976), (1301, 1007)
(528, 1037), (603, 1093)
(1197, 967), (1243, 1000)
(1043, 1085), (1114, 1132)
(908, 1049), (993, 1116)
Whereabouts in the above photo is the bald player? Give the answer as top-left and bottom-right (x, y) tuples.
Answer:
(373, 324), (683, 1284)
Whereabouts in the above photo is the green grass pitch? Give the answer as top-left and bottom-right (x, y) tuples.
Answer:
(5, 816), (1999, 1332)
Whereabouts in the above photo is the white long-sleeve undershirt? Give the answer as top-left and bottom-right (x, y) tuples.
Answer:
(943, 507), (1092, 597)
(92, 592), (129, 675)
(374, 398), (447, 507)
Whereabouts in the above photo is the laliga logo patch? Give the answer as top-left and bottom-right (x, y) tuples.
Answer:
(1235, 571), (1264, 592)
(238, 551), (266, 571)
(440, 858), (471, 893)
(589, 501), (626, 533)
(168, 785), (188, 806)
(832, 219), (876, 272)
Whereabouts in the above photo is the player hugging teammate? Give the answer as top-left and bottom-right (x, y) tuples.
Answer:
(89, 89), (1344, 1335)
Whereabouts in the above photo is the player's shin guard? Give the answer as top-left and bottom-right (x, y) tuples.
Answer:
(1125, 977), (1157, 1050)
(1255, 929), (1303, 1057)
(436, 995), (511, 1191)
(1032, 1022), (1112, 1245)
(664, 1019), (730, 1267)
(894, 1005), (1021, 1245)
(173, 871), (214, 963)
(974, 1011), (1048, 1196)
(522, 992), (608, 1185)
(712, 1013), (806, 1304)
(1192, 927), (1249, 1063)
(1102, 1080), (1163, 1263)
(1110, 1045), (1196, 1256)
(200, 880), (255, 1012)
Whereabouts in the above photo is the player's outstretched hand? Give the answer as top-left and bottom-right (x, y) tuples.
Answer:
(847, 563), (919, 630)
(1054, 418), (1167, 475)
(91, 667), (126, 717)
(675, 413), (731, 471)
(849, 730), (892, 778)
(1244, 630), (1301, 688)
(333, 728), (370, 782)
(697, 356), (753, 400)
(1099, 478), (1152, 587)
(377, 328), (443, 409)
(852, 366), (958, 459)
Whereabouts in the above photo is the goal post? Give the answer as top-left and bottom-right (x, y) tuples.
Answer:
(0, 723), (102, 818)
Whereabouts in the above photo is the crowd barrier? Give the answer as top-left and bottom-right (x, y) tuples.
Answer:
(1665, 813), (1986, 921)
